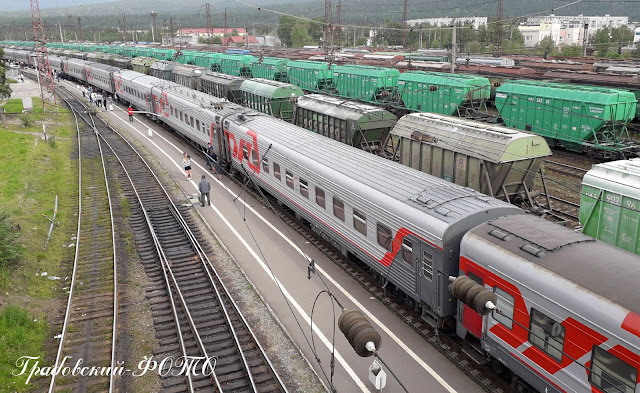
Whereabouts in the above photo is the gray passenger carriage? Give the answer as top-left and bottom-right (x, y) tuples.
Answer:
(48, 56), (65, 74)
(220, 112), (523, 325)
(112, 70), (157, 113)
(64, 58), (92, 82)
(459, 214), (640, 393)
(84, 62), (118, 94)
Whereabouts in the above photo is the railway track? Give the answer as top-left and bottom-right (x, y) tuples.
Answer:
(543, 159), (589, 179)
(48, 89), (119, 392)
(64, 92), (289, 393)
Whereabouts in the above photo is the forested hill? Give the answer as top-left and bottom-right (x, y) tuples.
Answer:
(2, 0), (639, 25)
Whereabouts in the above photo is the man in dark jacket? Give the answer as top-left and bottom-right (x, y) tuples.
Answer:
(198, 175), (211, 206)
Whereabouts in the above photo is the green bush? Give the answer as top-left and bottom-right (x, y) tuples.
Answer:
(47, 134), (56, 147)
(0, 211), (23, 269)
(19, 114), (34, 128)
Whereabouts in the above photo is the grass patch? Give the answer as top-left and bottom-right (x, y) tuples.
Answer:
(1, 99), (23, 114)
(0, 109), (77, 298)
(7, 79), (17, 84)
(0, 305), (47, 391)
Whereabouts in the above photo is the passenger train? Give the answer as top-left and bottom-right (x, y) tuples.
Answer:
(5, 51), (640, 393)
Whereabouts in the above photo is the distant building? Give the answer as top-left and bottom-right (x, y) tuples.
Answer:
(164, 28), (258, 45)
(406, 16), (487, 30)
(519, 14), (630, 48)
(635, 27), (640, 44)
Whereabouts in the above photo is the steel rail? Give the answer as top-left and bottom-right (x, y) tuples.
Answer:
(94, 104), (288, 393)
(47, 88), (117, 393)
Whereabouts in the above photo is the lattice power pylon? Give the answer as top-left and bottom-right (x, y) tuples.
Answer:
(30, 0), (57, 110)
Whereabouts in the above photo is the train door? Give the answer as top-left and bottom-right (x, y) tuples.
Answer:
(416, 242), (441, 324)
(462, 267), (485, 338)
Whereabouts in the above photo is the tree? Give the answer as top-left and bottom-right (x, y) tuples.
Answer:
(536, 35), (557, 57)
(291, 23), (312, 47)
(561, 45), (582, 56)
(231, 29), (239, 36)
(277, 15), (297, 47)
(0, 49), (12, 100)
(198, 36), (222, 45)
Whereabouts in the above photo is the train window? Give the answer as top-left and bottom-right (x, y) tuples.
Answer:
(274, 163), (281, 180)
(262, 158), (269, 174)
(422, 251), (433, 280)
(180, 111), (183, 121)
(333, 198), (345, 222)
(492, 287), (514, 329)
(251, 148), (259, 168)
(242, 145), (249, 161)
(300, 179), (309, 199)
(316, 187), (325, 208)
(196, 119), (200, 130)
(285, 170), (294, 189)
(190, 116), (194, 127)
(353, 210), (367, 236)
(402, 238), (412, 264)
(377, 223), (392, 252)
(528, 309), (565, 363)
(589, 346), (637, 393)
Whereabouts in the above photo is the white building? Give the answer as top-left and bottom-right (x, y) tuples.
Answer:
(635, 27), (640, 44)
(406, 16), (488, 30)
(518, 14), (630, 48)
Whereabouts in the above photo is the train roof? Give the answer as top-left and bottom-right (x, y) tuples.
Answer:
(463, 214), (640, 313)
(172, 64), (207, 76)
(296, 94), (397, 122)
(227, 112), (521, 243)
(391, 113), (551, 163)
(150, 60), (175, 71)
(239, 79), (304, 98)
(582, 158), (640, 198)
(200, 72), (246, 84)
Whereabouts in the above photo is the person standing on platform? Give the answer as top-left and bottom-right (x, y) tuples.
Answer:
(128, 106), (134, 122)
(205, 142), (214, 170)
(183, 153), (192, 181)
(198, 175), (211, 207)
(102, 95), (107, 109)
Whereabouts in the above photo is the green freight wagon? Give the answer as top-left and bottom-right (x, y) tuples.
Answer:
(495, 80), (638, 159)
(239, 79), (304, 120)
(249, 57), (289, 81)
(293, 94), (397, 151)
(220, 54), (254, 77)
(151, 48), (175, 61)
(286, 60), (335, 92)
(135, 47), (155, 58)
(94, 45), (110, 53)
(397, 71), (490, 116)
(194, 52), (222, 71)
(177, 50), (199, 64)
(120, 47), (136, 58)
(131, 57), (157, 75)
(580, 158), (640, 255)
(387, 112), (551, 202)
(332, 65), (400, 104)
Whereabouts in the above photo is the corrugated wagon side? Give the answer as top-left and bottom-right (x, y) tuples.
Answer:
(496, 80), (638, 159)
(387, 112), (551, 204)
(286, 60), (335, 92)
(332, 64), (400, 104)
(397, 71), (491, 117)
(580, 158), (640, 255)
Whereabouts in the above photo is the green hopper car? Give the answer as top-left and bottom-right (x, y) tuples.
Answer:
(496, 80), (638, 158)
(151, 48), (176, 61)
(286, 60), (335, 92)
(249, 57), (289, 81)
(397, 71), (490, 116)
(239, 78), (304, 120)
(194, 52), (222, 71)
(332, 64), (400, 104)
(293, 94), (397, 151)
(580, 158), (640, 255)
(220, 54), (254, 77)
